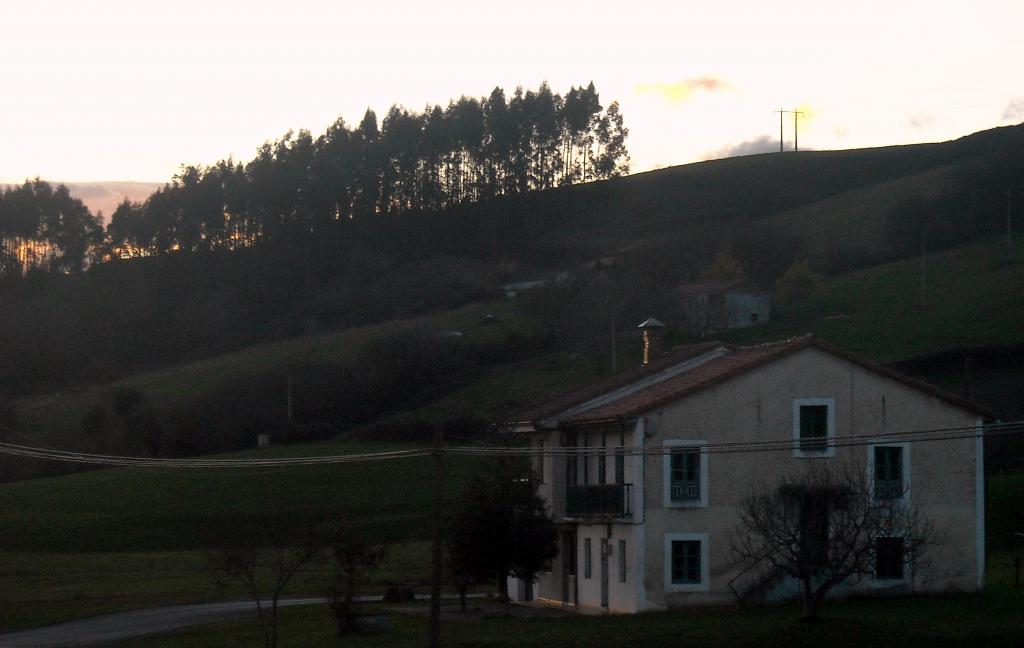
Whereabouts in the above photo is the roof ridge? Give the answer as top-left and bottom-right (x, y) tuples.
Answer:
(728, 333), (814, 352)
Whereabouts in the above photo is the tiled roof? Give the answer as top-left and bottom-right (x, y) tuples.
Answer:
(511, 341), (723, 424)
(513, 335), (995, 429)
(563, 336), (813, 424)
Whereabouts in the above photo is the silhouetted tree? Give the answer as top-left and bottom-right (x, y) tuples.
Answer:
(323, 523), (387, 635)
(448, 458), (558, 604)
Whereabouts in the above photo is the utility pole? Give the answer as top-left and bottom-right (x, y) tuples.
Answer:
(429, 425), (445, 648)
(793, 110), (805, 152)
(775, 108), (805, 152)
(775, 109), (787, 151)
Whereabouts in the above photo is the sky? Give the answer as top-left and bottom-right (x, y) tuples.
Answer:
(2, 0), (1023, 189)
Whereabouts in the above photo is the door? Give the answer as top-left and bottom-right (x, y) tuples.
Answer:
(600, 538), (610, 608)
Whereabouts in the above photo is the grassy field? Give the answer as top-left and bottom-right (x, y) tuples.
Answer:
(0, 439), (489, 554)
(8, 299), (526, 451)
(1, 461), (1019, 634)
(116, 580), (1024, 647)
(726, 236), (1024, 363)
(0, 542), (433, 632)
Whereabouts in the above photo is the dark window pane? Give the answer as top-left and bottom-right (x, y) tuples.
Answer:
(874, 446), (903, 499)
(670, 449), (701, 501)
(671, 540), (702, 584)
(876, 537), (904, 579)
(799, 405), (829, 451)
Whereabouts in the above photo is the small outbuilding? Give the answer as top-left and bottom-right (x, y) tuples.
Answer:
(671, 279), (770, 338)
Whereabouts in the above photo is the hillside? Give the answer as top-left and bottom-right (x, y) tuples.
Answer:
(1, 123), (1021, 401)
(6, 234), (1024, 485)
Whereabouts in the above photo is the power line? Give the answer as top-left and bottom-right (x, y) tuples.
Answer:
(0, 422), (1019, 468)
(447, 421), (1022, 457)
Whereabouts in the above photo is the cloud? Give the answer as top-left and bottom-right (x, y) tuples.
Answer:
(634, 77), (729, 104)
(700, 135), (782, 160)
(908, 113), (937, 130)
(1003, 98), (1024, 122)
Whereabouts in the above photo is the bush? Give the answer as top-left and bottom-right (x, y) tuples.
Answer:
(774, 259), (824, 308)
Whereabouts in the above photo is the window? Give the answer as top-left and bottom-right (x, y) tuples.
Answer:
(874, 446), (902, 500)
(664, 532), (709, 592)
(875, 537), (905, 580)
(618, 539), (627, 583)
(800, 406), (828, 450)
(584, 538), (592, 579)
(869, 442), (910, 502)
(598, 431), (607, 485)
(792, 398), (835, 457)
(670, 450), (700, 502)
(663, 440), (708, 507)
(672, 541), (701, 584)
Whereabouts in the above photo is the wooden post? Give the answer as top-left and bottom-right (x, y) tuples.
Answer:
(429, 426), (445, 648)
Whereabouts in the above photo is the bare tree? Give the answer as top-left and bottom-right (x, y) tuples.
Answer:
(732, 462), (936, 621)
(208, 514), (326, 648)
(323, 523), (387, 635)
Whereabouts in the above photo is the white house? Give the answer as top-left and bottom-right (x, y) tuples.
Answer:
(506, 335), (991, 613)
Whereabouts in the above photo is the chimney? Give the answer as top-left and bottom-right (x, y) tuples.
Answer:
(637, 318), (667, 366)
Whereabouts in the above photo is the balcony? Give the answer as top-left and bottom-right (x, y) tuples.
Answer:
(566, 484), (632, 519)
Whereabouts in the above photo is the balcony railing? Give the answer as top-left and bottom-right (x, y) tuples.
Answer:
(566, 484), (632, 519)
(874, 479), (903, 501)
(671, 482), (700, 501)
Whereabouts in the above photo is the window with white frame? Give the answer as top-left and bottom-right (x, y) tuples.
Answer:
(663, 440), (708, 507)
(664, 532), (709, 591)
(792, 398), (835, 457)
(868, 442), (910, 502)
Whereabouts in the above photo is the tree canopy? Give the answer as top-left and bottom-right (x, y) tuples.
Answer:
(447, 458), (558, 602)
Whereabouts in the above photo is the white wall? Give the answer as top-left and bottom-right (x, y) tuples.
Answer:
(640, 347), (982, 608)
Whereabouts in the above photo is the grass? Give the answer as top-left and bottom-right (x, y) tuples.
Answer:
(726, 236), (1024, 363)
(0, 442), (483, 554)
(0, 542), (433, 633)
(8, 298), (525, 456)
(115, 581), (1024, 647)
(0, 465), (1018, 635)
